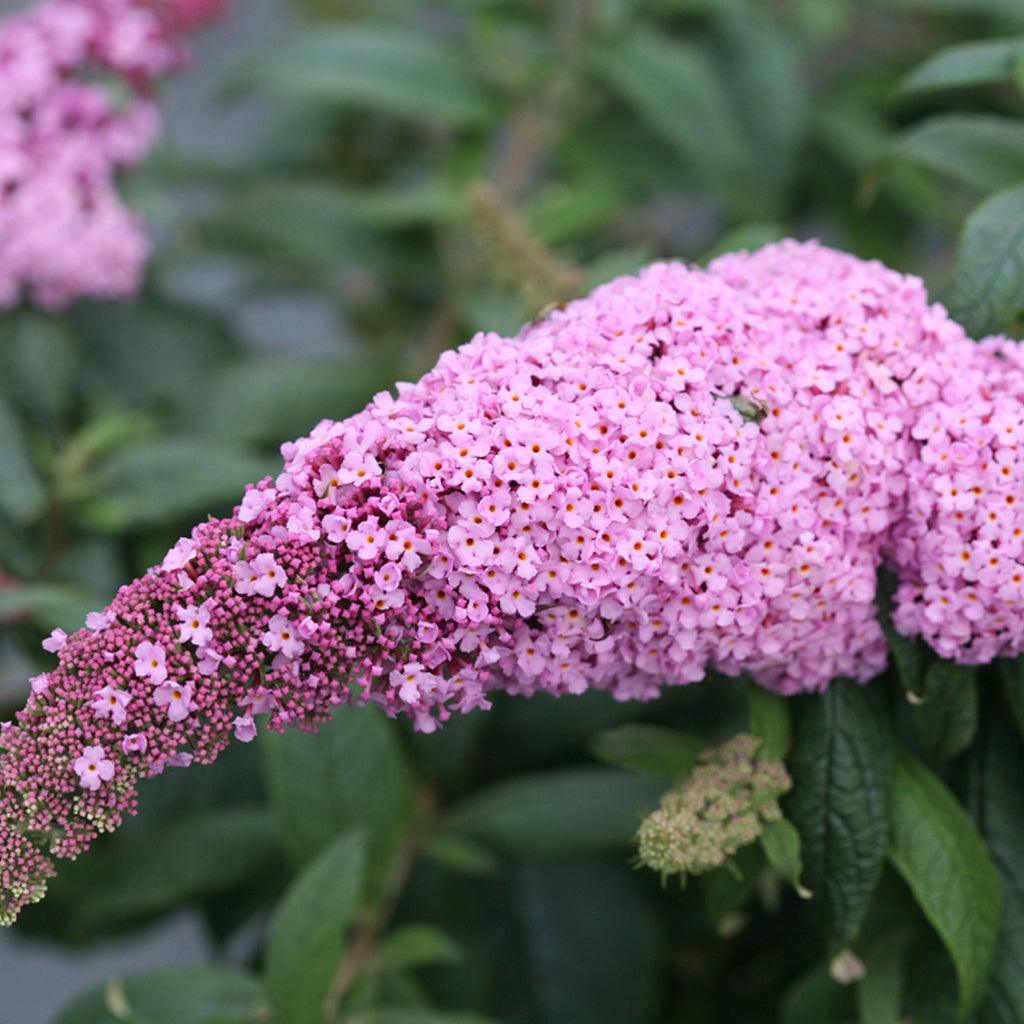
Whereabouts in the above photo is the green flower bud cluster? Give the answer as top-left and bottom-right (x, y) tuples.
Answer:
(635, 733), (791, 880)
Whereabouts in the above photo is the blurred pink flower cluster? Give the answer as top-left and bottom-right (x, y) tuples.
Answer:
(4, 238), (1024, 923)
(0, 0), (226, 310)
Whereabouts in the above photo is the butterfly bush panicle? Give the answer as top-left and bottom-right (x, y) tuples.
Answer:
(4, 239), (1024, 924)
(0, 0), (227, 310)
(635, 734), (791, 879)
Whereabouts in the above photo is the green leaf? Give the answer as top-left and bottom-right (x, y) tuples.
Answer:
(587, 724), (703, 777)
(253, 26), (492, 125)
(55, 967), (267, 1024)
(781, 962), (857, 1024)
(912, 661), (979, 760)
(265, 830), (367, 1024)
(377, 923), (465, 972)
(761, 817), (810, 899)
(192, 356), (399, 447)
(996, 656), (1024, 741)
(947, 184), (1024, 338)
(261, 704), (415, 897)
(76, 439), (275, 530)
(856, 929), (911, 1024)
(786, 679), (894, 946)
(502, 859), (661, 1024)
(971, 711), (1024, 1023)
(889, 114), (1024, 193)
(590, 29), (758, 217)
(65, 807), (282, 932)
(0, 312), (78, 426)
(422, 832), (499, 877)
(888, 750), (1002, 1020)
(747, 682), (792, 760)
(701, 841), (766, 933)
(443, 768), (664, 856)
(897, 37), (1024, 97)
(0, 583), (97, 633)
(0, 389), (45, 524)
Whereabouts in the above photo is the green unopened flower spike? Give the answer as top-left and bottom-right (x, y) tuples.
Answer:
(635, 733), (791, 881)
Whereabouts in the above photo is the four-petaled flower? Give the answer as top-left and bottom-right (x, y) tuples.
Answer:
(133, 641), (168, 685)
(74, 745), (115, 791)
(154, 682), (194, 722)
(261, 614), (305, 660)
(233, 552), (286, 597)
(90, 685), (131, 726)
(176, 601), (213, 647)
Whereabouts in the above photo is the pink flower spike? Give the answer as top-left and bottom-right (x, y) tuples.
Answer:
(73, 746), (115, 791)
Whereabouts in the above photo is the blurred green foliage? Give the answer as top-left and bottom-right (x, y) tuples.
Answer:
(5, 0), (1024, 1021)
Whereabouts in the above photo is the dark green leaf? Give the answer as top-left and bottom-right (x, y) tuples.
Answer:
(76, 439), (274, 530)
(786, 679), (894, 945)
(55, 967), (267, 1024)
(897, 37), (1024, 97)
(781, 962), (857, 1024)
(443, 768), (664, 856)
(888, 750), (1001, 1019)
(890, 114), (1024, 192)
(0, 312), (78, 426)
(947, 184), (1024, 338)
(261, 704), (415, 896)
(265, 830), (367, 1024)
(253, 26), (491, 125)
(702, 841), (766, 931)
(0, 389), (45, 524)
(856, 929), (911, 1024)
(747, 682), (792, 760)
(971, 711), (1024, 1023)
(587, 723), (703, 777)
(912, 661), (978, 760)
(996, 656), (1024, 741)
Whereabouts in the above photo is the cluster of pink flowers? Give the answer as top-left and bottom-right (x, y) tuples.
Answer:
(3, 238), (1024, 923)
(0, 0), (226, 309)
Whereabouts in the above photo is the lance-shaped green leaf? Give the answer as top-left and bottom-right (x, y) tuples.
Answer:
(888, 750), (1002, 1020)
(265, 830), (367, 1024)
(587, 724), (703, 778)
(912, 661), (978, 760)
(897, 37), (1024, 97)
(786, 679), (894, 946)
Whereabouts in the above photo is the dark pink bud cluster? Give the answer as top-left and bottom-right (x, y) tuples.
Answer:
(4, 239), (1024, 923)
(0, 0), (227, 309)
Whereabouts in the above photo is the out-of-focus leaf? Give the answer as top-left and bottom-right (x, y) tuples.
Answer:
(587, 723), (703, 777)
(377, 923), (465, 971)
(443, 768), (663, 856)
(265, 830), (367, 1024)
(261, 704), (415, 896)
(702, 223), (786, 263)
(0, 312), (78, 426)
(54, 967), (267, 1024)
(590, 29), (758, 217)
(786, 679), (894, 946)
(889, 115), (1024, 192)
(897, 37), (1024, 97)
(971, 712), (1024, 1023)
(781, 962), (857, 1024)
(423, 831), (499, 876)
(64, 807), (282, 932)
(0, 583), (96, 633)
(711, 13), (806, 215)
(948, 184), (1024, 338)
(702, 841), (765, 931)
(357, 1014), (501, 1024)
(877, 577), (926, 697)
(888, 750), (1001, 1020)
(0, 390), (45, 524)
(997, 656), (1024, 740)
(856, 929), (911, 1024)
(75, 439), (274, 530)
(252, 26), (492, 125)
(904, 932), (961, 1024)
(75, 302), (237, 407)
(747, 682), (792, 760)
(192, 356), (398, 447)
(501, 859), (661, 1024)
(912, 661), (978, 760)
